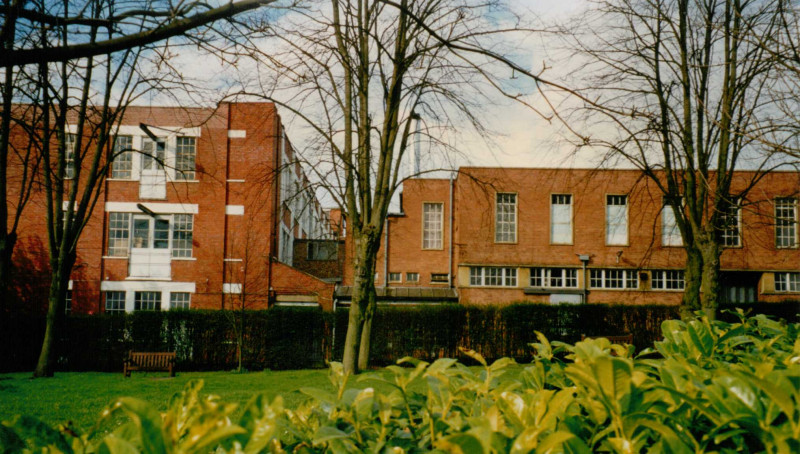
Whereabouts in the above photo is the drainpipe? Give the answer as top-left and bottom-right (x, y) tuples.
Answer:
(448, 174), (454, 287)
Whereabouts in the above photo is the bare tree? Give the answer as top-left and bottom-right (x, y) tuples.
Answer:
(224, 0), (572, 373)
(558, 0), (798, 318)
(0, 0), (273, 377)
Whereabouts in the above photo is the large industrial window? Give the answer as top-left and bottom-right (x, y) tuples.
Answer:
(775, 198), (798, 248)
(470, 267), (517, 287)
(170, 292), (191, 310)
(719, 198), (741, 247)
(589, 269), (638, 289)
(107, 213), (131, 257)
(422, 202), (444, 249)
(172, 214), (193, 257)
(550, 194), (572, 244)
(175, 137), (196, 180)
(530, 267), (578, 288)
(495, 193), (517, 243)
(64, 133), (76, 179)
(775, 272), (800, 292)
(111, 135), (133, 179)
(105, 291), (126, 312)
(662, 199), (683, 246)
(606, 195), (628, 245)
(651, 270), (685, 290)
(134, 291), (161, 311)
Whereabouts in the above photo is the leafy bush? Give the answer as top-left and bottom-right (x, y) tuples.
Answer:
(4, 311), (799, 452)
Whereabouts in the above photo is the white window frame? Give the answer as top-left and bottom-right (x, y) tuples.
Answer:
(774, 272), (800, 292)
(388, 272), (402, 283)
(775, 198), (798, 249)
(422, 202), (444, 250)
(64, 133), (76, 179)
(606, 195), (628, 246)
(134, 291), (162, 311)
(651, 270), (686, 291)
(589, 269), (639, 289)
(169, 292), (191, 309)
(550, 194), (573, 245)
(175, 136), (196, 180)
(530, 267), (578, 288)
(171, 214), (193, 258)
(107, 212), (131, 257)
(469, 266), (518, 287)
(104, 291), (126, 312)
(495, 193), (517, 243)
(720, 198), (741, 248)
(111, 135), (133, 179)
(406, 272), (419, 283)
(662, 198), (683, 247)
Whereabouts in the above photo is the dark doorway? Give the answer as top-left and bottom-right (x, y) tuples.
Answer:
(720, 272), (760, 304)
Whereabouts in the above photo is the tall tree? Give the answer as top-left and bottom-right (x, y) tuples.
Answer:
(231, 0), (567, 373)
(0, 0), (272, 377)
(559, 0), (797, 318)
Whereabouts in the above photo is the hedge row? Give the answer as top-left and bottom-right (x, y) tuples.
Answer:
(1, 302), (797, 372)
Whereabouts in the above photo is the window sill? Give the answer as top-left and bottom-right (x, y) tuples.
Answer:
(524, 287), (581, 295)
(172, 257), (197, 261)
(125, 277), (172, 281)
(468, 285), (517, 289)
(102, 255), (128, 260)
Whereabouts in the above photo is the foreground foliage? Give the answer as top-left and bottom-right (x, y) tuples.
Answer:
(2, 311), (799, 453)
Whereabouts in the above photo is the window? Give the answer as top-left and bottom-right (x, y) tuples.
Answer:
(172, 214), (193, 258)
(406, 272), (419, 283)
(141, 138), (165, 171)
(154, 218), (170, 249)
(550, 194), (572, 244)
(134, 291), (161, 311)
(107, 213), (131, 256)
(175, 137), (196, 180)
(662, 198), (683, 246)
(431, 273), (449, 284)
(469, 267), (517, 287)
(111, 135), (133, 179)
(775, 272), (800, 292)
(307, 241), (337, 260)
(606, 195), (628, 245)
(651, 270), (685, 290)
(105, 291), (126, 312)
(495, 193), (517, 243)
(530, 267), (578, 288)
(422, 202), (444, 249)
(64, 133), (76, 179)
(589, 269), (638, 289)
(170, 292), (191, 310)
(775, 198), (797, 248)
(719, 198), (741, 247)
(65, 290), (72, 314)
(388, 272), (402, 283)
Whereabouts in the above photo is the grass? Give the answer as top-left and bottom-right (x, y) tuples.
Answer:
(0, 369), (341, 429)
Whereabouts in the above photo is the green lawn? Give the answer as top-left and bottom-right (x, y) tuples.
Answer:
(0, 369), (342, 429)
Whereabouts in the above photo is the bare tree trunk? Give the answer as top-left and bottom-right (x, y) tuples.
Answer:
(357, 285), (376, 371)
(343, 234), (379, 374)
(698, 237), (721, 321)
(33, 255), (72, 377)
(0, 234), (15, 310)
(680, 247), (703, 320)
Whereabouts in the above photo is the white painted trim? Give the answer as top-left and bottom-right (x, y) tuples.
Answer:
(223, 283), (242, 294)
(105, 201), (198, 214)
(226, 205), (245, 215)
(101, 280), (196, 292)
(112, 125), (202, 137)
(228, 129), (246, 138)
(68, 280), (73, 290)
(227, 179), (246, 183)
(61, 201), (78, 211)
(224, 258), (243, 262)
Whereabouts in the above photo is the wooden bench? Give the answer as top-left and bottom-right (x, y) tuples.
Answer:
(123, 351), (176, 377)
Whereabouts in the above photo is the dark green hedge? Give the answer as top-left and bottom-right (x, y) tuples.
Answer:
(1, 301), (796, 372)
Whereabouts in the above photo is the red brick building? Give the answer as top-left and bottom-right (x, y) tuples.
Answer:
(343, 167), (800, 306)
(9, 102), (338, 313)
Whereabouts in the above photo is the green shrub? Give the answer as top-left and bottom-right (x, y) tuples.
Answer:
(4, 311), (799, 453)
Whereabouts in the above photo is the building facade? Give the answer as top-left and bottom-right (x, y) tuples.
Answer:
(9, 102), (338, 313)
(345, 168), (800, 306)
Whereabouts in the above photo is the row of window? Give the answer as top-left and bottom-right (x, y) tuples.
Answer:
(104, 291), (191, 312)
(385, 272), (449, 284)
(469, 266), (685, 290)
(65, 135), (197, 180)
(421, 195), (799, 250)
(107, 213), (193, 257)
